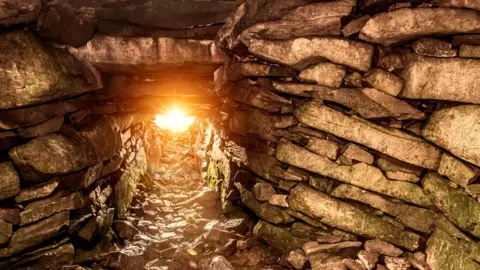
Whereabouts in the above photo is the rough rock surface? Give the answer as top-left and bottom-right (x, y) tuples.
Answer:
(423, 105), (480, 167)
(0, 31), (102, 110)
(248, 37), (374, 71)
(360, 8), (480, 46)
(0, 162), (20, 201)
(399, 54), (480, 104)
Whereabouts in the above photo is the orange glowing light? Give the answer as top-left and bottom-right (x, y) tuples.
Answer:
(154, 108), (195, 133)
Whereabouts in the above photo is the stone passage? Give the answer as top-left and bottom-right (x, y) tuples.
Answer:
(209, 1), (480, 270)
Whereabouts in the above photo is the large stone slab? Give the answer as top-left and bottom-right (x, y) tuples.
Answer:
(0, 31), (102, 110)
(277, 139), (432, 207)
(399, 54), (480, 104)
(253, 220), (309, 252)
(331, 184), (469, 240)
(422, 173), (480, 238)
(0, 162), (20, 201)
(0, 211), (69, 259)
(20, 192), (83, 226)
(289, 184), (421, 251)
(295, 102), (442, 169)
(216, 0), (314, 51)
(426, 229), (480, 270)
(68, 35), (227, 75)
(423, 105), (480, 167)
(0, 94), (92, 130)
(9, 133), (96, 182)
(248, 37), (374, 71)
(359, 8), (480, 46)
(0, 0), (41, 25)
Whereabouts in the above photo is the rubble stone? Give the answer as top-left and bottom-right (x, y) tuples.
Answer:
(412, 38), (457, 57)
(459, 44), (480, 58)
(268, 195), (289, 208)
(287, 249), (307, 270)
(438, 153), (478, 188)
(342, 15), (370, 37)
(252, 183), (275, 202)
(341, 143), (374, 165)
(253, 220), (308, 252)
(0, 162), (20, 201)
(306, 138), (340, 160)
(15, 179), (60, 203)
(365, 239), (402, 257)
(0, 0), (41, 25)
(357, 250), (378, 270)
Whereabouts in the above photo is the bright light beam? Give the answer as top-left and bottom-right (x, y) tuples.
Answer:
(154, 108), (195, 133)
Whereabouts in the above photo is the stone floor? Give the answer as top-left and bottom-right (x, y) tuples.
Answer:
(110, 132), (285, 270)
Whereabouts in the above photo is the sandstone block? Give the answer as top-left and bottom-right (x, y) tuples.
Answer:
(15, 178), (59, 203)
(399, 54), (480, 104)
(343, 258), (367, 270)
(365, 239), (402, 257)
(253, 220), (309, 252)
(423, 105), (480, 166)
(248, 37), (374, 71)
(0, 162), (20, 201)
(306, 138), (340, 160)
(360, 8), (480, 46)
(0, 220), (12, 245)
(303, 241), (362, 256)
(362, 68), (403, 96)
(278, 139), (432, 207)
(298, 62), (347, 88)
(231, 82), (292, 113)
(227, 62), (296, 81)
(295, 103), (441, 169)
(384, 171), (420, 183)
(252, 183), (275, 202)
(438, 153), (478, 188)
(453, 34), (480, 46)
(422, 173), (480, 238)
(287, 249), (308, 270)
(459, 44), (480, 58)
(341, 143), (374, 165)
(289, 184), (421, 251)
(358, 250), (378, 270)
(17, 116), (64, 138)
(268, 194), (289, 208)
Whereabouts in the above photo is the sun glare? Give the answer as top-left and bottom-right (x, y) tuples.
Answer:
(154, 108), (195, 133)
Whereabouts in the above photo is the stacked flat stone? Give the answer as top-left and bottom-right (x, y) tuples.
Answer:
(210, 1), (480, 269)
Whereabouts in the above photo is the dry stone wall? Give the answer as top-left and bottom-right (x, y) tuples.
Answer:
(210, 1), (480, 269)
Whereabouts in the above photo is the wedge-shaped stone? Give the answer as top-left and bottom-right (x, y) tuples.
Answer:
(399, 54), (480, 104)
(236, 183), (294, 224)
(15, 179), (59, 203)
(295, 103), (440, 169)
(342, 15), (370, 37)
(359, 8), (480, 46)
(303, 241), (362, 256)
(248, 37), (373, 71)
(423, 173), (480, 238)
(438, 153), (478, 188)
(362, 68), (403, 96)
(230, 82), (292, 113)
(426, 229), (480, 270)
(309, 87), (424, 120)
(331, 184), (469, 240)
(341, 143), (374, 165)
(423, 105), (480, 166)
(385, 171), (419, 183)
(278, 140), (431, 207)
(0, 31), (101, 110)
(9, 133), (96, 182)
(253, 220), (309, 252)
(0, 220), (12, 245)
(226, 62), (296, 81)
(0, 211), (69, 259)
(69, 35), (226, 74)
(17, 116), (64, 138)
(376, 154), (423, 176)
(20, 192), (83, 226)
(0, 162), (20, 201)
(412, 38), (457, 57)
(306, 138), (339, 160)
(289, 184), (421, 251)
(298, 63), (346, 88)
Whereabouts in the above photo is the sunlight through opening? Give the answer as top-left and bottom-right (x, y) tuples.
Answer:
(154, 108), (195, 133)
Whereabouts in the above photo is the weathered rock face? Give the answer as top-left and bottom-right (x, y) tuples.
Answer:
(295, 102), (441, 169)
(0, 162), (20, 201)
(0, 31), (102, 110)
(360, 8), (480, 46)
(0, 0), (41, 26)
(423, 105), (480, 167)
(68, 34), (227, 75)
(248, 37), (374, 71)
(288, 184), (420, 251)
(399, 54), (480, 104)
